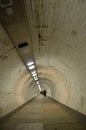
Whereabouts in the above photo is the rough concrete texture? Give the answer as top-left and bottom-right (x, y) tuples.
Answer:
(0, 0), (86, 118)
(0, 95), (86, 130)
(0, 48), (38, 117)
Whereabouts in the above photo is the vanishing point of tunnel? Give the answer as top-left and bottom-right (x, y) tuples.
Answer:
(0, 0), (86, 130)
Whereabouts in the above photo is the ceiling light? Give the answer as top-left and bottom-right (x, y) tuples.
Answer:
(32, 73), (37, 76)
(36, 81), (39, 85)
(34, 75), (38, 80)
(29, 65), (35, 70)
(27, 61), (34, 66)
(31, 71), (36, 74)
(38, 84), (41, 91)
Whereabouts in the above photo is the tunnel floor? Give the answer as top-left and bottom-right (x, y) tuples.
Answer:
(0, 95), (86, 130)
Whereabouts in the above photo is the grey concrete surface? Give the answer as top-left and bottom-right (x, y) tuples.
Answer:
(0, 95), (86, 130)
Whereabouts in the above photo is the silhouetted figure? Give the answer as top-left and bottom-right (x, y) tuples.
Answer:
(44, 90), (47, 97)
(40, 90), (47, 97)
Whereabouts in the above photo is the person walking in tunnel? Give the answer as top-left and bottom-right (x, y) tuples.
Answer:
(40, 90), (47, 97)
(43, 90), (47, 97)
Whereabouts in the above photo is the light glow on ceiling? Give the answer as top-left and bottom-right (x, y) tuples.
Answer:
(32, 73), (37, 77)
(31, 71), (36, 74)
(36, 81), (39, 85)
(29, 65), (35, 70)
(27, 61), (34, 66)
(38, 84), (41, 91)
(34, 75), (38, 80)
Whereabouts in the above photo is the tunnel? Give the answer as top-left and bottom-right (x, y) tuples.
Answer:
(0, 0), (86, 130)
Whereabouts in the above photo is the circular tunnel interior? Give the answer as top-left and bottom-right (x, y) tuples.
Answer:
(0, 0), (86, 118)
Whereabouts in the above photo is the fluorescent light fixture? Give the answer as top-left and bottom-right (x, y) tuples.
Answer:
(31, 71), (36, 74)
(29, 65), (35, 70)
(36, 81), (39, 85)
(32, 73), (37, 77)
(38, 84), (41, 91)
(34, 75), (38, 80)
(27, 61), (34, 66)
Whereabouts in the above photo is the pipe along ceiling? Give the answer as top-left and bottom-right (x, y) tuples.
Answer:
(0, 0), (86, 117)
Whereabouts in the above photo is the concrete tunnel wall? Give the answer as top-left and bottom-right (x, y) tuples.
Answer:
(0, 45), (86, 117)
(0, 0), (86, 117)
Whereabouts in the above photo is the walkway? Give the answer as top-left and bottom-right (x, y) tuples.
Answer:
(0, 95), (86, 130)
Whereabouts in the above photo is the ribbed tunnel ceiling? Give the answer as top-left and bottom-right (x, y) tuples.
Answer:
(0, 0), (86, 117)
